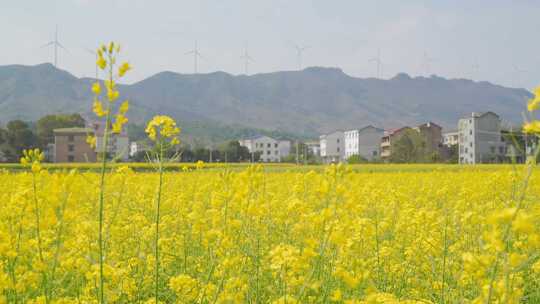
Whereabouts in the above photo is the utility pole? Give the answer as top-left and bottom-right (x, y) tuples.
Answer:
(304, 144), (307, 165)
(295, 140), (299, 165)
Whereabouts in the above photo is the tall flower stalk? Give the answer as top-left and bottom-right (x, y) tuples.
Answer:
(20, 149), (47, 301)
(145, 115), (181, 303)
(88, 42), (131, 303)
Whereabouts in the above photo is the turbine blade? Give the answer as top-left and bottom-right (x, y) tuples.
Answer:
(57, 42), (69, 52)
(41, 41), (55, 48)
(84, 48), (96, 55)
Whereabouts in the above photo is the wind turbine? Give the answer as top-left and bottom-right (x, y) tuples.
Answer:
(240, 44), (253, 75)
(41, 25), (67, 68)
(471, 58), (480, 80)
(294, 44), (309, 70)
(421, 51), (435, 76)
(368, 48), (384, 78)
(512, 64), (528, 88)
(185, 40), (203, 74)
(84, 48), (99, 79)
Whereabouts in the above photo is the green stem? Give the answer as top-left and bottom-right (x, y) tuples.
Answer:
(155, 142), (164, 303)
(98, 56), (113, 303)
(32, 172), (49, 303)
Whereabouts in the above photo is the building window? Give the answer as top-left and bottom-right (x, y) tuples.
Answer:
(275, 150), (278, 155)
(337, 147), (340, 152)
(469, 130), (472, 135)
(490, 146), (495, 153)
(267, 143), (271, 148)
(275, 143), (278, 148)
(267, 150), (271, 155)
(373, 151), (377, 156)
(68, 144), (75, 152)
(68, 155), (74, 162)
(499, 146), (505, 154)
(337, 139), (340, 143)
(68, 135), (74, 142)
(470, 142), (472, 147)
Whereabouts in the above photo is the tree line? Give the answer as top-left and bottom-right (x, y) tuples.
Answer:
(0, 114), (86, 162)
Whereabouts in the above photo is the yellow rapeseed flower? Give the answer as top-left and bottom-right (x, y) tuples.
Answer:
(118, 62), (131, 77)
(96, 55), (107, 70)
(92, 99), (107, 117)
(119, 100), (129, 115)
(91, 82), (101, 95)
(523, 121), (540, 134)
(145, 115), (181, 144)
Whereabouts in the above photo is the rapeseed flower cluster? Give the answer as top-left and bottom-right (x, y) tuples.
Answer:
(524, 86), (540, 134)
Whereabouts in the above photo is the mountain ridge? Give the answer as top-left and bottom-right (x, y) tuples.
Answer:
(0, 63), (531, 137)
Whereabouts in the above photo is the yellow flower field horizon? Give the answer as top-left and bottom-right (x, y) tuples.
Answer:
(1, 164), (539, 303)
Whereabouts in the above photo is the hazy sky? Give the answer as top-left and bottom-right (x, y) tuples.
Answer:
(2, 0), (539, 89)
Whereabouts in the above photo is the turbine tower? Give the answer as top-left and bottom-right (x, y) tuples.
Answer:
(294, 44), (309, 70)
(240, 44), (253, 75)
(471, 58), (480, 80)
(512, 64), (528, 88)
(368, 48), (383, 78)
(421, 51), (434, 76)
(185, 40), (203, 74)
(42, 25), (67, 68)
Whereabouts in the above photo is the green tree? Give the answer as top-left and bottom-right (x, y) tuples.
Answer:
(0, 127), (6, 146)
(5, 120), (37, 160)
(347, 154), (368, 164)
(446, 144), (458, 163)
(218, 141), (251, 162)
(390, 129), (426, 163)
(36, 113), (85, 147)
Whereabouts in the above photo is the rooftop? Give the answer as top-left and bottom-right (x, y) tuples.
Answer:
(53, 127), (94, 134)
(383, 126), (411, 136)
(417, 121), (442, 129)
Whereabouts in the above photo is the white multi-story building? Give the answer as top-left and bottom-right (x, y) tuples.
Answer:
(344, 126), (384, 161)
(458, 112), (506, 164)
(239, 135), (290, 162)
(443, 131), (459, 146)
(129, 141), (151, 157)
(91, 121), (130, 161)
(320, 130), (344, 163)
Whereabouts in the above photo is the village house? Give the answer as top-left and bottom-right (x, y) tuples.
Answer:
(380, 127), (412, 161)
(414, 122), (443, 156)
(458, 112), (506, 164)
(320, 130), (344, 163)
(344, 126), (384, 161)
(443, 130), (459, 146)
(53, 127), (97, 162)
(239, 135), (290, 162)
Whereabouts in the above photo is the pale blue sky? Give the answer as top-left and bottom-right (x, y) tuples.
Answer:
(1, 0), (539, 89)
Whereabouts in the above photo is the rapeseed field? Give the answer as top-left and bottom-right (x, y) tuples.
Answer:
(1, 164), (540, 303)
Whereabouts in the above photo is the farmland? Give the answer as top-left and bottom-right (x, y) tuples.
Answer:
(1, 163), (539, 303)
